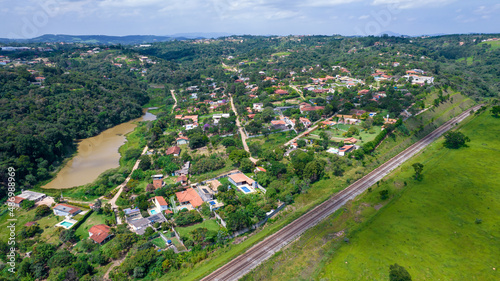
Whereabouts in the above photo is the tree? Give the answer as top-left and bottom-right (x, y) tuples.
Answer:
(379, 189), (389, 200)
(412, 163), (424, 181)
(34, 204), (51, 219)
(373, 114), (385, 125)
(303, 159), (326, 182)
(490, 106), (500, 117)
(20, 199), (35, 210)
(443, 131), (470, 149)
(240, 158), (254, 173)
(389, 263), (412, 281)
(297, 139), (306, 148)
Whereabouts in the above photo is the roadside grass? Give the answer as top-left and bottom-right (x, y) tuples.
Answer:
(315, 108), (500, 281)
(247, 131), (295, 151)
(242, 107), (500, 281)
(176, 219), (220, 240)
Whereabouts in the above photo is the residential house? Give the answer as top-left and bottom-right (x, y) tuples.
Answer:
(17, 191), (46, 203)
(275, 89), (288, 95)
(338, 145), (355, 156)
(206, 179), (222, 192)
(53, 203), (81, 217)
(344, 137), (358, 144)
(254, 167), (267, 173)
(271, 120), (288, 130)
(166, 146), (181, 157)
(7, 196), (24, 208)
(152, 178), (164, 189)
(174, 161), (190, 176)
(213, 113), (230, 124)
(153, 196), (169, 212)
(176, 175), (188, 185)
(129, 213), (167, 235)
(176, 136), (189, 145)
(228, 173), (256, 188)
(89, 224), (113, 245)
(124, 208), (141, 221)
(253, 103), (264, 112)
(176, 188), (204, 209)
(299, 117), (311, 127)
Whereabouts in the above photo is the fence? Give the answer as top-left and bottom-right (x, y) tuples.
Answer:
(213, 211), (227, 228)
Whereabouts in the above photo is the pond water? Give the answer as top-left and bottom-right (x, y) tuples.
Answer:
(42, 109), (156, 189)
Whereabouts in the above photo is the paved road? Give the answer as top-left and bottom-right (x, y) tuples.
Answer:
(229, 95), (258, 164)
(170, 89), (178, 114)
(201, 105), (482, 281)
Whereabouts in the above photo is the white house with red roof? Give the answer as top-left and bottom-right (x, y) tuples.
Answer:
(153, 196), (169, 212)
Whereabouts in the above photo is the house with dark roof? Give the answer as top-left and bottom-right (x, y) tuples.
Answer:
(89, 224), (113, 245)
(53, 204), (81, 217)
(338, 145), (355, 156)
(129, 213), (167, 235)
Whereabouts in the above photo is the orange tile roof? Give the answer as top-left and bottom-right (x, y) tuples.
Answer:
(228, 173), (254, 185)
(175, 188), (203, 208)
(89, 224), (111, 244)
(155, 196), (168, 206)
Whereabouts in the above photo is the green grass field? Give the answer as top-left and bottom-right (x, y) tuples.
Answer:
(242, 107), (500, 281)
(176, 219), (220, 239)
(317, 110), (500, 280)
(480, 40), (500, 50)
(74, 211), (112, 239)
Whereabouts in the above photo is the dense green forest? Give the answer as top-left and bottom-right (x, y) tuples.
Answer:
(0, 49), (149, 199)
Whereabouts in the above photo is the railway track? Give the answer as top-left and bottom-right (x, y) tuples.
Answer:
(201, 105), (482, 281)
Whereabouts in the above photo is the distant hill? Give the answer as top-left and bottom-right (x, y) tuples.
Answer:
(0, 33), (234, 44)
(0, 34), (179, 45)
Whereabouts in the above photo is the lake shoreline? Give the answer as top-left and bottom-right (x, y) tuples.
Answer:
(40, 108), (156, 190)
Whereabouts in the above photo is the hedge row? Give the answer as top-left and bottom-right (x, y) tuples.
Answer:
(72, 209), (94, 232)
(362, 119), (402, 153)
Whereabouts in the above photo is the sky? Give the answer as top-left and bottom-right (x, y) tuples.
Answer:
(1, 0), (499, 38)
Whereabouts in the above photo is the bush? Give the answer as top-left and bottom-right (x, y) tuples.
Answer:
(174, 210), (203, 226)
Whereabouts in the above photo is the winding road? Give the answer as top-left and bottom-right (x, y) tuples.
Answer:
(170, 89), (178, 114)
(229, 95), (258, 164)
(201, 105), (482, 281)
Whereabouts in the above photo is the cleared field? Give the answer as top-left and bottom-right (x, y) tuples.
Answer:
(176, 219), (220, 239)
(242, 108), (499, 281)
(317, 110), (500, 280)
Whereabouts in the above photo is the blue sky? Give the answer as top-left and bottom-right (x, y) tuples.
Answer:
(1, 0), (499, 38)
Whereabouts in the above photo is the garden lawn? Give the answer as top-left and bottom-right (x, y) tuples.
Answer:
(176, 219), (220, 239)
(74, 211), (111, 239)
(317, 110), (500, 280)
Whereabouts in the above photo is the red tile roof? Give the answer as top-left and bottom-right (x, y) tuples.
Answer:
(177, 175), (187, 182)
(155, 196), (168, 206)
(12, 196), (25, 204)
(228, 173), (255, 185)
(89, 224), (111, 244)
(339, 145), (354, 152)
(175, 188), (203, 208)
(153, 179), (164, 189)
(166, 146), (181, 155)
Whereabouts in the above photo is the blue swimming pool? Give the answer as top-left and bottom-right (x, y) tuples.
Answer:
(241, 186), (251, 193)
(208, 201), (216, 205)
(150, 210), (157, 214)
(60, 221), (74, 228)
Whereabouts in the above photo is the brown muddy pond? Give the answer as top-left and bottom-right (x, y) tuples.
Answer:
(42, 109), (156, 189)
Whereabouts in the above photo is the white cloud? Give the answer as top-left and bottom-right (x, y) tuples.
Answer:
(371, 0), (456, 9)
(359, 14), (370, 19)
(300, 0), (362, 7)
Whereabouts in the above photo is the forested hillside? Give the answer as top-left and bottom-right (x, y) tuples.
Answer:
(0, 49), (149, 199)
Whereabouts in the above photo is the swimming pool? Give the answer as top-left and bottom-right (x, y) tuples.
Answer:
(60, 221), (74, 228)
(208, 201), (216, 205)
(150, 210), (157, 214)
(240, 186), (251, 193)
